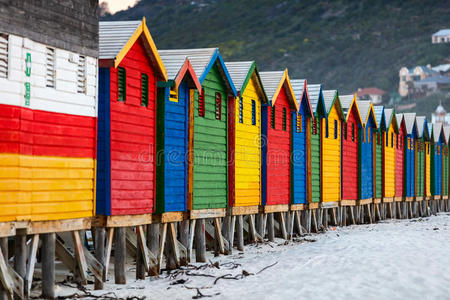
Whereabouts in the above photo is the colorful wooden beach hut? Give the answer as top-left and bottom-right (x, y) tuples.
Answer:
(373, 106), (386, 201)
(157, 48), (236, 212)
(383, 109), (398, 200)
(155, 52), (202, 214)
(339, 94), (362, 202)
(425, 121), (432, 199)
(394, 113), (406, 199)
(415, 116), (429, 199)
(442, 126), (450, 199)
(97, 19), (167, 216)
(260, 70), (298, 209)
(225, 61), (268, 211)
(322, 90), (345, 204)
(356, 100), (377, 201)
(290, 79), (313, 206)
(403, 113), (418, 199)
(306, 84), (327, 205)
(430, 123), (445, 198)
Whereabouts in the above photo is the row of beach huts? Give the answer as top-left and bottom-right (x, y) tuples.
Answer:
(0, 6), (449, 299)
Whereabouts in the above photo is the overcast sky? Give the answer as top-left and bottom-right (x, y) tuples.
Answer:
(103, 0), (138, 14)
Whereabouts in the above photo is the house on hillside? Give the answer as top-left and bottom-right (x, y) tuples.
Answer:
(414, 76), (450, 95)
(399, 65), (439, 97)
(432, 29), (450, 44)
(356, 87), (386, 104)
(431, 103), (450, 125)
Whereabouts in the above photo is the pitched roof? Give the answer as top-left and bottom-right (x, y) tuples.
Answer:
(225, 61), (268, 102)
(307, 84), (325, 114)
(322, 90), (344, 120)
(259, 69), (298, 111)
(157, 48), (236, 96)
(385, 108), (397, 132)
(339, 94), (362, 124)
(415, 116), (429, 140)
(158, 52), (201, 91)
(373, 105), (386, 130)
(99, 19), (167, 81)
(356, 100), (375, 127)
(444, 126), (450, 144)
(416, 75), (450, 84)
(291, 79), (314, 117)
(403, 113), (417, 135)
(433, 122), (444, 143)
(433, 29), (450, 36)
(357, 87), (386, 97)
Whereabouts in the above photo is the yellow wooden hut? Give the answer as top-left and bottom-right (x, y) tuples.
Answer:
(383, 108), (398, 199)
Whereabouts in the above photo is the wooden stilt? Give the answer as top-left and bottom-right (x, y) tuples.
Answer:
(158, 224), (168, 270)
(368, 205), (373, 224)
(222, 216), (231, 255)
(350, 207), (356, 225)
(230, 216), (236, 247)
(248, 215), (256, 243)
(41, 233), (55, 299)
(94, 228), (105, 290)
(267, 213), (275, 242)
(104, 228), (114, 281)
(14, 233), (26, 287)
(213, 219), (224, 254)
(194, 220), (206, 262)
(256, 214), (264, 238)
(278, 212), (288, 240)
(307, 210), (312, 233)
(0, 238), (8, 300)
(312, 210), (319, 233)
(294, 211), (302, 235)
(236, 216), (244, 250)
(136, 226), (158, 276)
(331, 208), (338, 226)
(114, 227), (126, 284)
(24, 235), (38, 298)
(289, 212), (295, 238)
(136, 237), (145, 280)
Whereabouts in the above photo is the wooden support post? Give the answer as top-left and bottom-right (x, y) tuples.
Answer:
(94, 228), (105, 290)
(179, 220), (190, 262)
(135, 227), (146, 279)
(114, 227), (126, 284)
(0, 238), (8, 300)
(0, 244), (23, 300)
(248, 215), (257, 243)
(236, 216), (244, 251)
(14, 233), (26, 285)
(158, 224), (168, 271)
(368, 205), (373, 224)
(187, 220), (196, 262)
(256, 214), (264, 238)
(331, 208), (338, 226)
(168, 223), (181, 268)
(230, 216), (236, 247)
(194, 220), (206, 262)
(294, 211), (303, 235)
(41, 233), (55, 299)
(24, 235), (38, 298)
(267, 213), (275, 242)
(164, 224), (178, 270)
(222, 216), (231, 255)
(147, 224), (159, 257)
(72, 231), (88, 285)
(306, 210), (312, 233)
(312, 209), (319, 233)
(213, 218), (225, 254)
(279, 212), (288, 239)
(104, 228), (114, 282)
(289, 212), (295, 239)
(136, 226), (158, 276)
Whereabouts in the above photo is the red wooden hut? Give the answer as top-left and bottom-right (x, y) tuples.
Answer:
(339, 94), (362, 202)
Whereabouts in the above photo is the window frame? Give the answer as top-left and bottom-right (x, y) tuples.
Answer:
(117, 67), (126, 102)
(141, 73), (149, 107)
(215, 92), (222, 120)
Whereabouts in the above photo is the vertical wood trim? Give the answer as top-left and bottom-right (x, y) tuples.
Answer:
(307, 116), (312, 203)
(187, 90), (195, 210)
(228, 95), (236, 207)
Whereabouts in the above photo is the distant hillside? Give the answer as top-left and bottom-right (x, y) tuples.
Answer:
(102, 0), (450, 96)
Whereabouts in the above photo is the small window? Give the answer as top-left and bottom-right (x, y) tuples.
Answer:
(169, 87), (178, 103)
(239, 96), (243, 124)
(334, 120), (338, 139)
(377, 133), (380, 145)
(351, 123), (355, 142)
(141, 73), (148, 106)
(438, 145), (440, 155)
(325, 119), (329, 138)
(0, 33), (8, 78)
(428, 144), (430, 154)
(46, 47), (55, 88)
(296, 114), (302, 133)
(251, 100), (256, 126)
(386, 132), (388, 146)
(282, 108), (287, 131)
(118, 67), (126, 102)
(344, 122), (347, 140)
(271, 106), (276, 129)
(215, 92), (222, 120)
(396, 135), (398, 149)
(312, 119), (317, 135)
(77, 55), (86, 94)
(198, 88), (205, 117)
(391, 133), (394, 148)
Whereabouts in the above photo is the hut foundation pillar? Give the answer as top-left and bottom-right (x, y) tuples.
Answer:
(0, 238), (8, 300)
(94, 228), (105, 290)
(195, 219), (206, 262)
(41, 233), (55, 299)
(114, 227), (126, 284)
(267, 213), (275, 242)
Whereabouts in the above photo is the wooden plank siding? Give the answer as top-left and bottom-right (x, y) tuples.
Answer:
(443, 145), (449, 196)
(234, 75), (262, 207)
(341, 106), (359, 201)
(321, 105), (341, 202)
(374, 131), (383, 198)
(395, 125), (406, 197)
(310, 117), (321, 203)
(192, 64), (228, 210)
(416, 139), (425, 197)
(405, 132), (417, 197)
(425, 141), (431, 197)
(431, 142), (442, 196)
(359, 117), (375, 200)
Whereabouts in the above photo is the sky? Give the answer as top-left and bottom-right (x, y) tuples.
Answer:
(103, 0), (138, 14)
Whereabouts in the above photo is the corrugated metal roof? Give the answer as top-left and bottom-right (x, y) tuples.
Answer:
(307, 84), (322, 113)
(403, 112), (417, 135)
(373, 105), (385, 129)
(444, 126), (450, 143)
(322, 90), (337, 113)
(384, 109), (395, 128)
(291, 79), (306, 108)
(433, 29), (450, 36)
(433, 122), (443, 143)
(158, 51), (190, 80)
(224, 61), (253, 91)
(259, 71), (285, 102)
(99, 20), (141, 59)
(356, 100), (371, 126)
(339, 94), (354, 114)
(415, 116), (427, 138)
(156, 48), (216, 80)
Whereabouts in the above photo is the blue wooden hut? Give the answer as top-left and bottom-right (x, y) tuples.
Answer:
(290, 79), (313, 205)
(356, 100), (377, 200)
(403, 113), (418, 198)
(430, 123), (445, 197)
(155, 52), (202, 213)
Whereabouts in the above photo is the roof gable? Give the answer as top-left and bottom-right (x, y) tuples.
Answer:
(306, 84), (326, 117)
(291, 79), (313, 118)
(259, 69), (298, 111)
(433, 122), (445, 143)
(373, 105), (386, 130)
(158, 52), (201, 91)
(225, 61), (268, 103)
(356, 100), (377, 128)
(443, 126), (450, 144)
(322, 90), (345, 120)
(403, 113), (418, 137)
(385, 109), (398, 133)
(415, 116), (429, 140)
(99, 18), (167, 81)
(340, 94), (362, 124)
